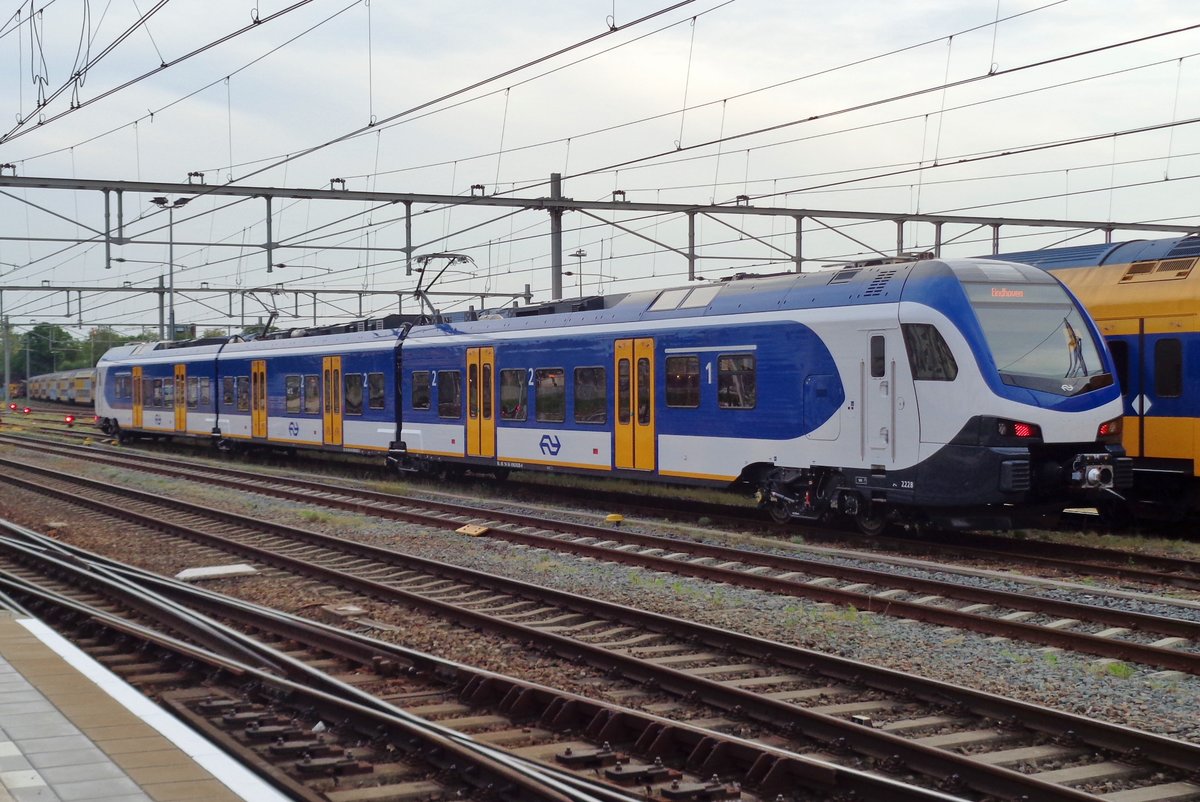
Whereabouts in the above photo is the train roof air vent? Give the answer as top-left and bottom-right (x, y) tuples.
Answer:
(862, 269), (896, 297)
(1119, 258), (1195, 283)
(1155, 257), (1195, 277)
(828, 267), (861, 285)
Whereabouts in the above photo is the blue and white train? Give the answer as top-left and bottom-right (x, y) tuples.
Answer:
(95, 255), (1131, 532)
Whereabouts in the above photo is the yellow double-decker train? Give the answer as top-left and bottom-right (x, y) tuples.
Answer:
(992, 234), (1200, 520)
(26, 368), (95, 405)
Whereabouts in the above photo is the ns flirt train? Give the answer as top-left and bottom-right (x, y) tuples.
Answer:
(990, 234), (1200, 520)
(94, 255), (1130, 533)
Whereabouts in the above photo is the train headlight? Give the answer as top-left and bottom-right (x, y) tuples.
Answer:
(996, 419), (1041, 439)
(1097, 417), (1122, 439)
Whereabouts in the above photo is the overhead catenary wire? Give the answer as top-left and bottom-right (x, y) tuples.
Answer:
(4, 5), (1199, 334)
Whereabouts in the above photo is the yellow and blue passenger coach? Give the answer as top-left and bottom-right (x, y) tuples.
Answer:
(992, 234), (1200, 519)
(96, 255), (1130, 532)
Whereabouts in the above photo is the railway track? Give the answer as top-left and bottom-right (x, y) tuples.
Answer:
(1, 440), (1198, 676)
(6, 424), (1195, 591)
(1, 465), (1199, 800)
(4, 522), (930, 802)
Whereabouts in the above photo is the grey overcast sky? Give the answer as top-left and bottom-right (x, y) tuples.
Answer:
(1, 0), (1198, 336)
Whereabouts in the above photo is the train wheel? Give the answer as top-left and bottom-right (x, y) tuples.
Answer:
(766, 499), (793, 524)
(854, 506), (888, 536)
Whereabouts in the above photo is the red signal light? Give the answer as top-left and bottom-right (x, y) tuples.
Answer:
(64, 415), (75, 426)
(7, 403), (15, 410)
(22, 407), (31, 414)
(997, 419), (1041, 438)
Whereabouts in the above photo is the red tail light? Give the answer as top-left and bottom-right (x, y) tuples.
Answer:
(1097, 418), (1122, 437)
(997, 419), (1040, 438)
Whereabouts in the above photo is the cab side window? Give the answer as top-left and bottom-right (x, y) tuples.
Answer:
(902, 324), (958, 381)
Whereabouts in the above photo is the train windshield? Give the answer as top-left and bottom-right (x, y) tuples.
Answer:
(964, 282), (1109, 394)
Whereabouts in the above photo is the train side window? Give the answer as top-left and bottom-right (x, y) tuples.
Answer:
(717, 354), (756, 409)
(535, 368), (566, 423)
(437, 370), (462, 418)
(665, 355), (700, 407)
(162, 378), (174, 407)
(482, 364), (493, 418)
(285, 375), (301, 413)
(303, 375), (321, 413)
(636, 359), (651, 424)
(574, 366), (607, 424)
(236, 377), (250, 411)
(902, 324), (958, 381)
(1108, 340), (1130, 390)
(870, 336), (886, 378)
(344, 373), (364, 415)
(617, 359), (631, 424)
(187, 377), (200, 409)
(1154, 338), (1182, 398)
(222, 377), (235, 406)
(368, 373), (386, 410)
(199, 378), (211, 406)
(150, 378), (163, 407)
(499, 369), (527, 420)
(468, 362), (479, 419)
(412, 371), (431, 410)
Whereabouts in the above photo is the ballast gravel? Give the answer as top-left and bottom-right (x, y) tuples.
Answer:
(2, 444), (1198, 748)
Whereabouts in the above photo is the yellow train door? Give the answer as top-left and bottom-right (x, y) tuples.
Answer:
(132, 366), (143, 429)
(174, 364), (187, 432)
(614, 337), (655, 471)
(251, 359), (268, 439)
(466, 347), (496, 459)
(322, 356), (343, 446)
(1142, 315), (1194, 465)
